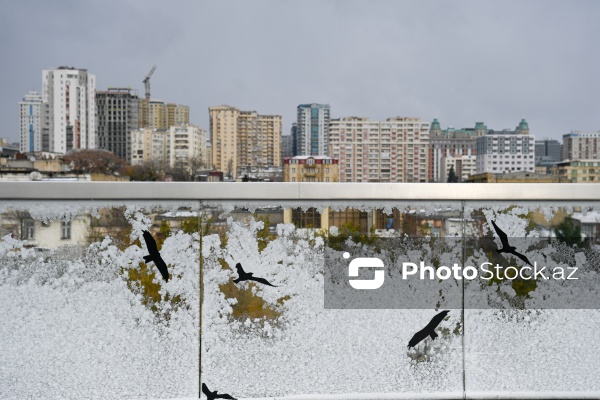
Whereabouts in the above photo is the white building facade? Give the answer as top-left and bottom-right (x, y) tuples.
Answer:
(428, 119), (485, 182)
(329, 117), (430, 182)
(440, 154), (477, 182)
(476, 130), (535, 173)
(19, 91), (44, 153)
(42, 67), (96, 153)
(168, 124), (207, 167)
(130, 124), (206, 169)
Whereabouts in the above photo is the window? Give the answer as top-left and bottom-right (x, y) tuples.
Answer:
(292, 207), (321, 229)
(61, 221), (71, 239)
(24, 220), (35, 240)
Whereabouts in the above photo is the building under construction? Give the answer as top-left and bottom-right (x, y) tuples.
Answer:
(95, 88), (141, 162)
(139, 66), (190, 130)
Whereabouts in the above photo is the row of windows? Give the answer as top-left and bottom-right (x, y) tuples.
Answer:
(290, 167), (331, 173)
(489, 167), (527, 172)
(290, 177), (331, 182)
(19, 221), (71, 240)
(486, 161), (527, 165)
(570, 161), (600, 167)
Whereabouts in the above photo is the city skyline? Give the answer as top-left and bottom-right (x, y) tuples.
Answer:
(1, 0), (599, 145)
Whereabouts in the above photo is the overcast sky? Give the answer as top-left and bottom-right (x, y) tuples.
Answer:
(1, 0), (598, 145)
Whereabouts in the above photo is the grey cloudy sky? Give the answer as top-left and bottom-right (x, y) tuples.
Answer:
(1, 0), (598, 145)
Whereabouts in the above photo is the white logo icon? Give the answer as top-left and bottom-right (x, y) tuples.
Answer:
(346, 252), (385, 290)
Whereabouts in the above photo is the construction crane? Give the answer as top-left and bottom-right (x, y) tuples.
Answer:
(143, 65), (157, 101)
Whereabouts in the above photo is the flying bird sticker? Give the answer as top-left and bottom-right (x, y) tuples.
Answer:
(233, 262), (277, 287)
(408, 310), (450, 349)
(202, 383), (237, 400)
(142, 230), (171, 282)
(491, 220), (533, 267)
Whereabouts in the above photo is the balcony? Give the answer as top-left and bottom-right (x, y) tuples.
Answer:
(1, 182), (600, 399)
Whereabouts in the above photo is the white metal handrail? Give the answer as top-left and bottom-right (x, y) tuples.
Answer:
(163, 391), (600, 399)
(0, 182), (599, 201)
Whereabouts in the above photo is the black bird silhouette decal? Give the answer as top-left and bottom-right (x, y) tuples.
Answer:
(142, 230), (170, 282)
(233, 262), (276, 287)
(202, 383), (237, 400)
(491, 220), (533, 267)
(408, 310), (449, 349)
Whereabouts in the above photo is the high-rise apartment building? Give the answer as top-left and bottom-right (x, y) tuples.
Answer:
(243, 111), (281, 168)
(141, 101), (189, 129)
(290, 122), (298, 156)
(205, 140), (213, 169)
(209, 105), (239, 177)
(166, 103), (189, 128)
(535, 139), (562, 174)
(562, 131), (600, 161)
(296, 104), (330, 156)
(96, 88), (141, 162)
(329, 116), (430, 182)
(42, 66), (96, 153)
(535, 139), (562, 166)
(475, 120), (534, 174)
(428, 119), (486, 182)
(19, 91), (44, 153)
(209, 105), (282, 178)
(147, 100), (166, 129)
(281, 134), (294, 160)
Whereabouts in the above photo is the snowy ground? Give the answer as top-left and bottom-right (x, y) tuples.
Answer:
(2, 204), (600, 399)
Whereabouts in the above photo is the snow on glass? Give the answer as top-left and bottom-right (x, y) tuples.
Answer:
(0, 201), (599, 399)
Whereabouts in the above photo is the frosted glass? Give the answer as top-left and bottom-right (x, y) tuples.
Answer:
(0, 203), (200, 399)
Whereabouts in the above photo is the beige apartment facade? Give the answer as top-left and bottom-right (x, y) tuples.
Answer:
(552, 160), (600, 183)
(147, 100), (166, 129)
(166, 103), (190, 128)
(209, 105), (239, 177)
(329, 117), (430, 182)
(143, 100), (190, 130)
(467, 171), (569, 183)
(205, 141), (213, 169)
(283, 155), (339, 182)
(209, 105), (281, 179)
(130, 128), (169, 167)
(242, 113), (281, 170)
